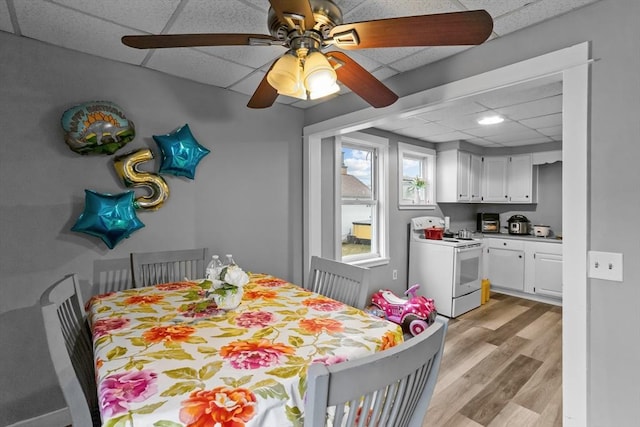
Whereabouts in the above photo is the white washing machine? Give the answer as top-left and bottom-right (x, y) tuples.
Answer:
(408, 216), (483, 318)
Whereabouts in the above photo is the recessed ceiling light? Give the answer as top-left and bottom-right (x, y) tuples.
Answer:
(478, 115), (505, 125)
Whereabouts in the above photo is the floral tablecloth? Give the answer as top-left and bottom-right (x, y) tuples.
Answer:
(87, 273), (404, 427)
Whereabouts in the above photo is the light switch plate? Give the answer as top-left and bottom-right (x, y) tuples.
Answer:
(588, 251), (623, 282)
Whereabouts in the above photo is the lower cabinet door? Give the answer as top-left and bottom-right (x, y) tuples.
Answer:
(533, 252), (563, 298)
(487, 248), (525, 291)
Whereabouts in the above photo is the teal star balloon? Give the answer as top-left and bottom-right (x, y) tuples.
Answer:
(72, 190), (145, 249)
(153, 124), (210, 179)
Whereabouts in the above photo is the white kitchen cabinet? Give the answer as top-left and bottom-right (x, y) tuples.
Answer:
(484, 237), (563, 301)
(485, 238), (525, 291)
(507, 154), (536, 203)
(436, 150), (482, 202)
(525, 241), (563, 299)
(481, 156), (508, 202)
(470, 154), (482, 202)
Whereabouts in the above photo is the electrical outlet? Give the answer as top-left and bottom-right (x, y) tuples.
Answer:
(588, 251), (623, 282)
(392, 269), (398, 280)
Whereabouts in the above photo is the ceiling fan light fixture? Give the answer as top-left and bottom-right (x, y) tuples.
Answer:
(267, 52), (301, 94)
(309, 82), (340, 100)
(303, 51), (337, 93)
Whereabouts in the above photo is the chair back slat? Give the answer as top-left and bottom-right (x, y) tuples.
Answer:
(306, 256), (370, 309)
(305, 316), (448, 427)
(40, 274), (100, 426)
(131, 248), (209, 287)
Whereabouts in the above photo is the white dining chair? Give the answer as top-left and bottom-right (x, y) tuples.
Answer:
(92, 257), (133, 294)
(130, 248), (209, 287)
(306, 256), (370, 309)
(40, 273), (101, 426)
(305, 316), (448, 427)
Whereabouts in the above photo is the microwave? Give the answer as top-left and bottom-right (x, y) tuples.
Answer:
(477, 213), (500, 233)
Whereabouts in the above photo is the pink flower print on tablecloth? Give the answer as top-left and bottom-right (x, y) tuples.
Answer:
(234, 311), (275, 328)
(312, 354), (348, 366)
(220, 339), (295, 370)
(302, 297), (345, 312)
(92, 317), (130, 338)
(99, 369), (158, 417)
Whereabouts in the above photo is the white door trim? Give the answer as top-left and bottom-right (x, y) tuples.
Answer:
(303, 42), (590, 426)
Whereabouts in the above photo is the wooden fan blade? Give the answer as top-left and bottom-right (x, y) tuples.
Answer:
(330, 10), (493, 49)
(122, 33), (279, 49)
(327, 51), (398, 108)
(247, 72), (279, 109)
(269, 0), (316, 30)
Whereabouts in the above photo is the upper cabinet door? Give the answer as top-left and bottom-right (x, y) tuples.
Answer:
(470, 154), (483, 202)
(457, 151), (471, 201)
(482, 156), (508, 202)
(508, 154), (534, 203)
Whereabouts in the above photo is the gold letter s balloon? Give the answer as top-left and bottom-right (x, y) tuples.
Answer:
(113, 149), (169, 210)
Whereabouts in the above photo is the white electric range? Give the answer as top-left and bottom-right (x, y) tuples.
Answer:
(408, 216), (483, 318)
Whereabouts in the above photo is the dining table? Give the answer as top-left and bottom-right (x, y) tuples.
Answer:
(86, 272), (404, 427)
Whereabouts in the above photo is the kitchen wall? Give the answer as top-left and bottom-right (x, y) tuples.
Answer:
(0, 32), (303, 426)
(305, 0), (640, 425)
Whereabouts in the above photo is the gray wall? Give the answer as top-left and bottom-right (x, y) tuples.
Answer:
(305, 0), (640, 425)
(0, 32), (303, 425)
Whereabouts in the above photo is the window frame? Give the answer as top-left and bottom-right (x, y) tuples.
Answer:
(397, 142), (437, 210)
(335, 132), (389, 267)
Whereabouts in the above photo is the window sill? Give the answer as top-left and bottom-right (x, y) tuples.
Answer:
(348, 257), (390, 268)
(398, 204), (437, 210)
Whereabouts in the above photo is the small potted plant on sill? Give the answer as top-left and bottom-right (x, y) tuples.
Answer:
(409, 176), (426, 204)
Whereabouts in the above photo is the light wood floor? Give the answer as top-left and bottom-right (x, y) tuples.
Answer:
(424, 292), (562, 427)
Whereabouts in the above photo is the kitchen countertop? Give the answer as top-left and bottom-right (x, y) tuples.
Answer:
(479, 233), (563, 243)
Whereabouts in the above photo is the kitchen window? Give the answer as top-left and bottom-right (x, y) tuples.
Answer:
(398, 142), (436, 209)
(336, 132), (389, 266)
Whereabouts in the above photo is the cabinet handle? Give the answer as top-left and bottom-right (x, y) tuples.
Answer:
(518, 255), (523, 258)
(526, 195), (529, 198)
(503, 242), (507, 246)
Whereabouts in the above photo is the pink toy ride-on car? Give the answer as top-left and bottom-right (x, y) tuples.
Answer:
(371, 284), (437, 336)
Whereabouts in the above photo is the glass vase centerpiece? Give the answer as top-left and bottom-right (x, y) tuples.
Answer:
(205, 258), (249, 310)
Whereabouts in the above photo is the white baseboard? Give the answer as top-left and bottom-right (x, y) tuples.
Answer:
(5, 408), (70, 427)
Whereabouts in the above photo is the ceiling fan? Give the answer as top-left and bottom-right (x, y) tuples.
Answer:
(122, 0), (493, 109)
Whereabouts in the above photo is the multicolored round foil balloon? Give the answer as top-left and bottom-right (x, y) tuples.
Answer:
(61, 101), (135, 155)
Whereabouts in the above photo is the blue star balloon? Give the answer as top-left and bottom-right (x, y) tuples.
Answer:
(153, 124), (210, 179)
(72, 189), (145, 249)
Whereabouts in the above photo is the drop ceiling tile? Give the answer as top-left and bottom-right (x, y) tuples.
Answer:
(376, 117), (428, 131)
(13, 1), (148, 64)
(0, 1), (13, 32)
(356, 46), (426, 66)
(52, 0), (180, 33)
(170, 0), (269, 34)
(437, 110), (504, 131)
(399, 122), (455, 138)
(499, 137), (554, 146)
(459, 0), (533, 18)
(416, 101), (488, 122)
(227, 70), (265, 96)
(239, 0), (271, 13)
(487, 129), (546, 144)
(475, 81), (562, 108)
(538, 125), (563, 137)
(493, 0), (600, 36)
(520, 112), (562, 129)
(371, 66), (399, 82)
(496, 95), (562, 120)
(199, 45), (284, 69)
(423, 131), (471, 143)
(390, 46), (469, 72)
(145, 48), (254, 88)
(344, 0), (460, 21)
(464, 121), (531, 138)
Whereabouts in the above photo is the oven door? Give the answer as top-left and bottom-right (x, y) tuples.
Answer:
(453, 244), (482, 297)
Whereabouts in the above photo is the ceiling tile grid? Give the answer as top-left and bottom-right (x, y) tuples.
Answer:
(1, 0), (602, 145)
